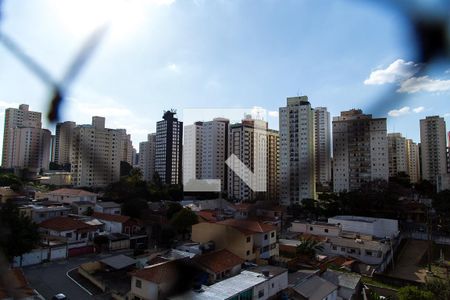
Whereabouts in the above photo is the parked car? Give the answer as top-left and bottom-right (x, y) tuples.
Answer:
(52, 293), (67, 300)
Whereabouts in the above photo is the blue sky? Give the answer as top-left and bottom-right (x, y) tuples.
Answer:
(0, 0), (449, 148)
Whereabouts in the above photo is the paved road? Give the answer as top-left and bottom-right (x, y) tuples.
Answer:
(23, 251), (132, 300)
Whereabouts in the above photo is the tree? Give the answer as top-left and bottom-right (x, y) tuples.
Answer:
(122, 198), (149, 218)
(424, 278), (450, 300)
(0, 202), (40, 264)
(120, 161), (133, 177)
(397, 286), (434, 300)
(296, 237), (324, 258)
(0, 174), (23, 192)
(94, 235), (109, 252)
(170, 208), (198, 239)
(166, 202), (183, 220)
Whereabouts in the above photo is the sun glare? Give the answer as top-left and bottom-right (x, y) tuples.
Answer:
(50, 0), (146, 41)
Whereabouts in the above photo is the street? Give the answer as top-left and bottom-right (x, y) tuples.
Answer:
(23, 251), (132, 300)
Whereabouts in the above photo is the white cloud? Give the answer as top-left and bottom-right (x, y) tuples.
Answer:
(268, 111), (279, 118)
(412, 106), (424, 113)
(364, 59), (420, 85)
(388, 106), (411, 117)
(388, 106), (426, 117)
(444, 113), (450, 117)
(397, 76), (450, 93)
(250, 106), (267, 120)
(166, 63), (180, 74)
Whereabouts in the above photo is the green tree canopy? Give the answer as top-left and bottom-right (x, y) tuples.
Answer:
(296, 237), (324, 258)
(122, 198), (149, 218)
(170, 208), (198, 237)
(0, 201), (40, 262)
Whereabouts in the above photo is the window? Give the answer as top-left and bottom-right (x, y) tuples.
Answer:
(264, 234), (268, 240)
(310, 226), (313, 231)
(65, 232), (72, 238)
(324, 229), (329, 233)
(135, 279), (142, 288)
(246, 250), (250, 256)
(271, 232), (275, 238)
(246, 236), (251, 243)
(258, 290), (264, 298)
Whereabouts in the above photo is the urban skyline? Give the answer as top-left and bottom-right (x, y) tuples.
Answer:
(1, 1), (450, 147)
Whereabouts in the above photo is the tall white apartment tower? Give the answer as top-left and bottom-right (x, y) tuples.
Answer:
(228, 116), (267, 202)
(279, 96), (316, 205)
(406, 139), (421, 183)
(387, 133), (408, 177)
(2, 104), (41, 167)
(155, 110), (183, 185)
(314, 107), (332, 186)
(183, 118), (229, 192)
(333, 109), (388, 192)
(420, 116), (447, 184)
(70, 116), (125, 187)
(139, 133), (156, 182)
(54, 121), (76, 166)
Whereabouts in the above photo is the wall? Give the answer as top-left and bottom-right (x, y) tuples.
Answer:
(13, 245), (67, 267)
(131, 277), (158, 300)
(328, 217), (398, 238)
(290, 222), (341, 237)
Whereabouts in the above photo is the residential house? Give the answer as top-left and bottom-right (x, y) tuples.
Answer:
(71, 200), (95, 215)
(0, 186), (19, 203)
(169, 266), (289, 300)
(193, 249), (244, 284)
(92, 212), (142, 235)
(45, 188), (97, 204)
(321, 270), (361, 300)
(19, 203), (72, 223)
(191, 219), (278, 261)
(39, 216), (102, 245)
(94, 201), (121, 215)
(290, 275), (338, 300)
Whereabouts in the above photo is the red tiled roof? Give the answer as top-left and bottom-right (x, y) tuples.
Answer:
(196, 210), (217, 222)
(217, 219), (276, 233)
(194, 249), (244, 274)
(92, 212), (130, 224)
(47, 188), (97, 197)
(39, 217), (93, 231)
(131, 261), (180, 284)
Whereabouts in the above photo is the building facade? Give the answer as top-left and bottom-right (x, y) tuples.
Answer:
(314, 107), (332, 186)
(387, 133), (408, 178)
(266, 129), (280, 201)
(139, 133), (156, 182)
(70, 116), (126, 187)
(333, 109), (388, 192)
(155, 110), (183, 185)
(228, 116), (267, 201)
(420, 116), (447, 184)
(2, 104), (41, 167)
(54, 121), (76, 166)
(279, 96), (316, 205)
(406, 138), (421, 183)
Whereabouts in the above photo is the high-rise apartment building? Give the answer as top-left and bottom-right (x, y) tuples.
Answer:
(314, 107), (332, 186)
(387, 133), (408, 177)
(420, 116), (447, 184)
(70, 116), (125, 187)
(266, 129), (280, 201)
(139, 133), (156, 182)
(183, 118), (229, 192)
(54, 121), (76, 166)
(155, 110), (183, 185)
(2, 104), (42, 167)
(228, 116), (267, 201)
(119, 131), (134, 165)
(406, 139), (421, 183)
(333, 109), (388, 192)
(279, 96), (316, 205)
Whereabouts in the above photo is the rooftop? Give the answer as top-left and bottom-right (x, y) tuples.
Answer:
(96, 201), (121, 208)
(92, 212), (130, 223)
(321, 270), (361, 290)
(293, 275), (337, 300)
(194, 249), (244, 274)
(39, 216), (94, 231)
(327, 236), (389, 252)
(100, 255), (137, 270)
(216, 219), (276, 234)
(47, 188), (97, 197)
(169, 270), (269, 300)
(131, 260), (182, 284)
(288, 269), (320, 286)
